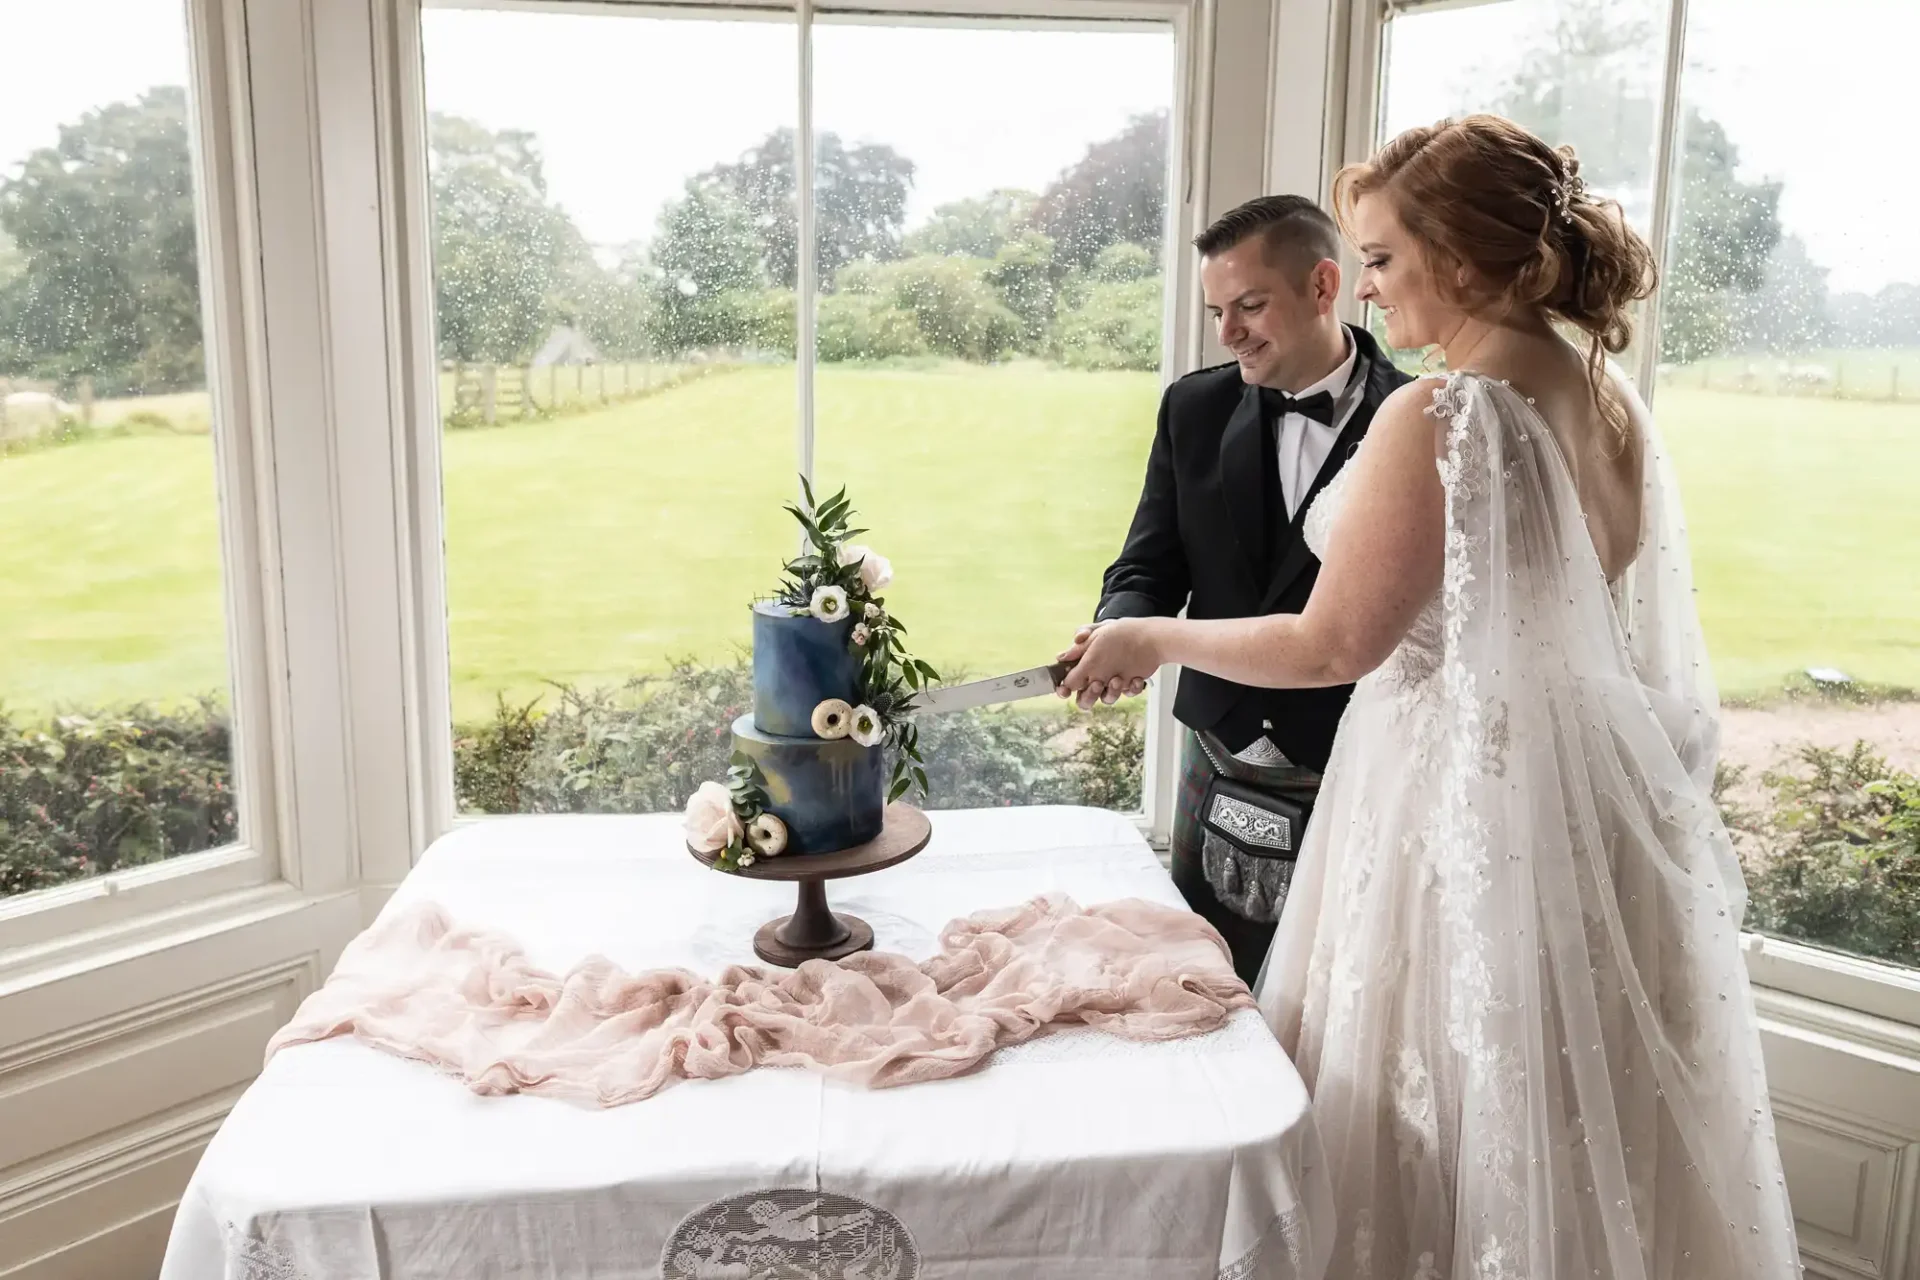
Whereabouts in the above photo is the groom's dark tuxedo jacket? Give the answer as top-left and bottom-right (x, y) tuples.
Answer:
(1097, 323), (1412, 772)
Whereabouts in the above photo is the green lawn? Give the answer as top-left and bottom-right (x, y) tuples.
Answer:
(1656, 386), (1920, 694)
(442, 363), (1156, 718)
(2, 366), (1916, 721)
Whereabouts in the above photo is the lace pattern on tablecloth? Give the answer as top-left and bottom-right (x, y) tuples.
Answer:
(661, 1188), (920, 1279)
(226, 1221), (304, 1280)
(1218, 1207), (1308, 1280)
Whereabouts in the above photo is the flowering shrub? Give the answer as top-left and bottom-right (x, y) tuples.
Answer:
(0, 701), (235, 897)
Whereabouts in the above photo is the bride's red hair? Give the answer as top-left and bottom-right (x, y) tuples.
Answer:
(1334, 114), (1657, 443)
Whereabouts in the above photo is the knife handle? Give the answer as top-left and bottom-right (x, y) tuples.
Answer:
(1047, 658), (1077, 685)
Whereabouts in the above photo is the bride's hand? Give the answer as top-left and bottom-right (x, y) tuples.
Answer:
(1057, 619), (1160, 709)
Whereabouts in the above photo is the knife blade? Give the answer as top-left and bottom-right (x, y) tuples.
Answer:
(912, 661), (1075, 716)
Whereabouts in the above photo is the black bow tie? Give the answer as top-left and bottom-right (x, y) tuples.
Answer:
(1260, 387), (1337, 427)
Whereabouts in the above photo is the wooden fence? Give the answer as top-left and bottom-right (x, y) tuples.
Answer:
(1656, 353), (1918, 404)
(440, 360), (727, 427)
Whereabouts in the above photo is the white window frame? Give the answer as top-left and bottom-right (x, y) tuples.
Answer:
(0, 0), (296, 968)
(390, 0), (1280, 853)
(1352, 0), (1920, 1027)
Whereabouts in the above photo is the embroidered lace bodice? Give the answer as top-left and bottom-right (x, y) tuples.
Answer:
(1303, 463), (1445, 694)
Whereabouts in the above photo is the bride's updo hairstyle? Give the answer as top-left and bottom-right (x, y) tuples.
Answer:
(1333, 113), (1657, 441)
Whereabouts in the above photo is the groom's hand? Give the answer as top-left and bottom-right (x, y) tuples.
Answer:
(1057, 623), (1150, 708)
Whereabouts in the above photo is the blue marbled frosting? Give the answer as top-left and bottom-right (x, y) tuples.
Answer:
(751, 601), (861, 738)
(731, 714), (884, 855)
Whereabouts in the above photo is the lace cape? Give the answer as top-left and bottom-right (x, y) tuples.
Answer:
(1264, 371), (1801, 1279)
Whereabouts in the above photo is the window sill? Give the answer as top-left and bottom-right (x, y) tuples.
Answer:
(1744, 931), (1920, 1035)
(0, 866), (337, 988)
(0, 845), (279, 963)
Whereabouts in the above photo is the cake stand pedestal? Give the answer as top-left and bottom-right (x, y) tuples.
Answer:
(689, 803), (932, 967)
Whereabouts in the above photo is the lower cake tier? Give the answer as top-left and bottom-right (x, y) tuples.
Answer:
(730, 713), (885, 855)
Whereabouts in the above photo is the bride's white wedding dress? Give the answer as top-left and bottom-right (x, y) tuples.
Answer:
(1256, 371), (1801, 1279)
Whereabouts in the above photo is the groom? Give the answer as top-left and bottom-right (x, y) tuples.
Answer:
(1085, 195), (1410, 983)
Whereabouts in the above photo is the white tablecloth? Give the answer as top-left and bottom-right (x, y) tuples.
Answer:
(161, 806), (1332, 1280)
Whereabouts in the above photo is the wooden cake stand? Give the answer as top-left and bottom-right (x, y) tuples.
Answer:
(688, 802), (932, 967)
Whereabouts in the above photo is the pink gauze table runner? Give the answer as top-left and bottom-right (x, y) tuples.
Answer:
(265, 892), (1253, 1106)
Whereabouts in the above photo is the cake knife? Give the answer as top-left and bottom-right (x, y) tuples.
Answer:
(912, 660), (1083, 716)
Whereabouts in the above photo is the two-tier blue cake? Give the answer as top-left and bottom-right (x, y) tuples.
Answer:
(728, 602), (887, 855)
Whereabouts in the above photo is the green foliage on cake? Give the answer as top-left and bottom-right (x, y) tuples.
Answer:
(686, 479), (937, 872)
(774, 476), (937, 802)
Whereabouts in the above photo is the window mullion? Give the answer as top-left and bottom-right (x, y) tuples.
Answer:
(1634, 0), (1692, 399)
(796, 0), (817, 499)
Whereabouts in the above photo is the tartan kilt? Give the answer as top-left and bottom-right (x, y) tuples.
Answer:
(1172, 729), (1215, 868)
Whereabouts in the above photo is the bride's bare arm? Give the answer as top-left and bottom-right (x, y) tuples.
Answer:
(1059, 380), (1446, 697)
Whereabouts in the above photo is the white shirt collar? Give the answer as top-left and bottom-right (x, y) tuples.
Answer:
(1289, 329), (1358, 409)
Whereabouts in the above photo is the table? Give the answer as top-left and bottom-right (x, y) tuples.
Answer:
(160, 806), (1333, 1280)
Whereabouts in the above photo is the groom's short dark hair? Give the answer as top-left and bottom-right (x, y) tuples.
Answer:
(1195, 195), (1341, 278)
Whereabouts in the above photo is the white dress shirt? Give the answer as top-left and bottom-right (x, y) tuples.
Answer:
(1231, 332), (1363, 767)
(1275, 332), (1361, 519)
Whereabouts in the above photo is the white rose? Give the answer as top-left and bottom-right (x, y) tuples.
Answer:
(684, 780), (744, 853)
(838, 544), (893, 592)
(863, 602), (883, 621)
(811, 698), (854, 739)
(849, 704), (883, 748)
(748, 812), (789, 856)
(810, 584), (849, 621)
(851, 622), (870, 646)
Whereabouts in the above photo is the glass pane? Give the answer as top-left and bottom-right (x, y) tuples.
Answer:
(1374, 0), (1668, 370)
(1656, 0), (1920, 970)
(0, 2), (238, 898)
(422, 6), (800, 816)
(809, 22), (1177, 812)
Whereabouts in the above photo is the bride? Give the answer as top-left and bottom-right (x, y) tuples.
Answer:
(1060, 114), (1801, 1279)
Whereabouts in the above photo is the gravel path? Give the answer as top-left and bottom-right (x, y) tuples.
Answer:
(1721, 700), (1920, 779)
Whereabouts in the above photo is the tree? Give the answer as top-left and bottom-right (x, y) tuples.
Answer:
(1032, 110), (1169, 271)
(0, 86), (203, 393)
(1484, 0), (1662, 205)
(983, 232), (1057, 348)
(905, 189), (1039, 259)
(1658, 115), (1785, 361)
(835, 256), (1020, 361)
(1723, 233), (1830, 355)
(1053, 243), (1163, 372)
(1054, 276), (1161, 372)
(1485, 0), (1785, 363)
(429, 113), (600, 363)
(644, 178), (768, 353)
(558, 246), (654, 361)
(817, 293), (927, 363)
(699, 129), (915, 290)
(1832, 283), (1920, 350)
(1088, 241), (1157, 283)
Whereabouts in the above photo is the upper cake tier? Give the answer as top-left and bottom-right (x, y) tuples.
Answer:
(751, 602), (861, 738)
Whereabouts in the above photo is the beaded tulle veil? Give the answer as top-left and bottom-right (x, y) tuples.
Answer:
(1256, 371), (1801, 1279)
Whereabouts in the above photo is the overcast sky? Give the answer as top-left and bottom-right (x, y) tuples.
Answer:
(1380, 0), (1915, 295)
(0, 0), (1909, 294)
